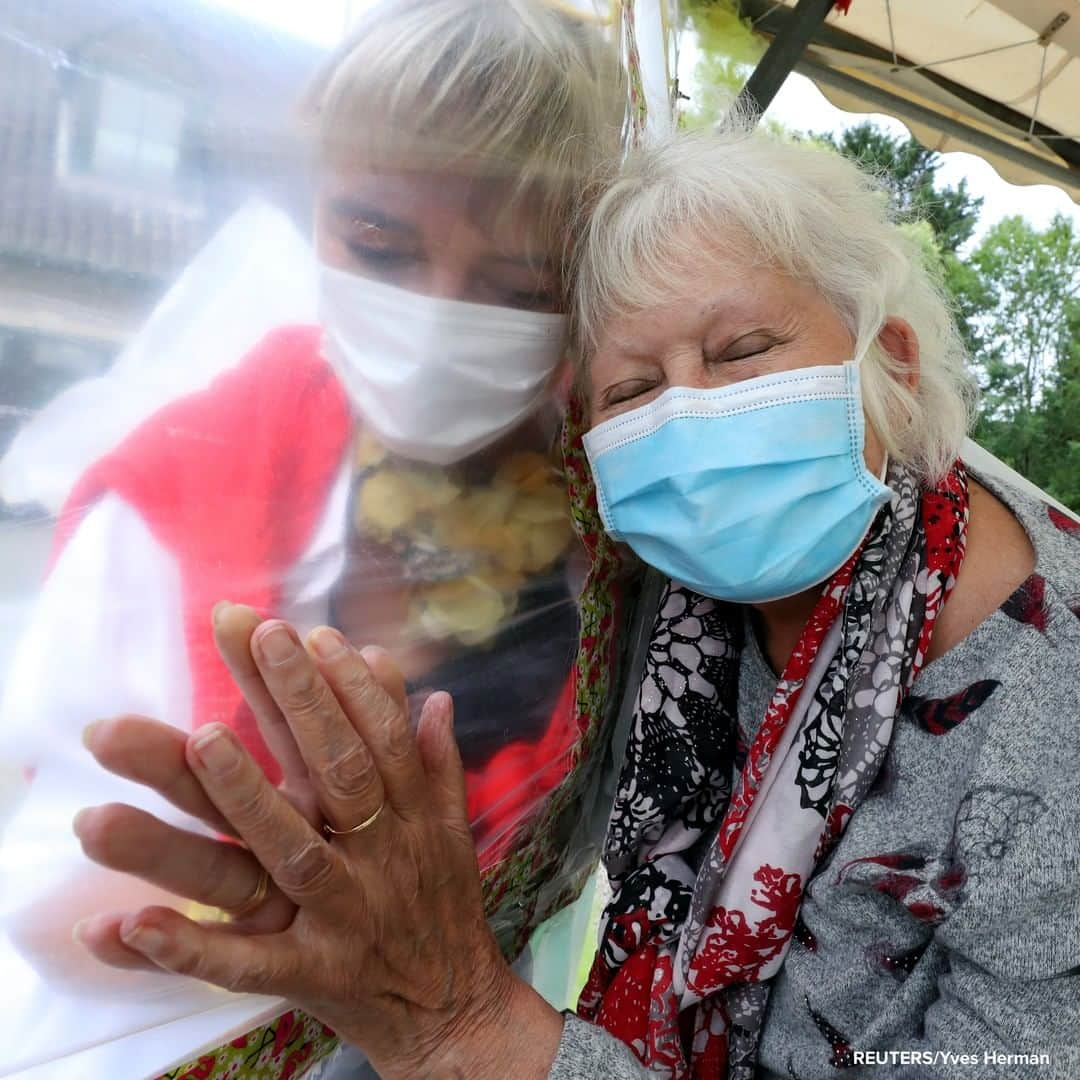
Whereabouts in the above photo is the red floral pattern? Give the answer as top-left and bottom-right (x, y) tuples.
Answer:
(157, 1011), (336, 1080)
(687, 866), (803, 993)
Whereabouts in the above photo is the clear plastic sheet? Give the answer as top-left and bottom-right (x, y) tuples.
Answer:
(0, 1), (630, 1074)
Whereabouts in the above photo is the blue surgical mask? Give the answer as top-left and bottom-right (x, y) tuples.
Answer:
(583, 362), (893, 603)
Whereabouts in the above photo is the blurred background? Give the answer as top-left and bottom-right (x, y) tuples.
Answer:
(0, 0), (328, 735)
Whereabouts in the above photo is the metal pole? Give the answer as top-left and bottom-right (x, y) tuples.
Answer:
(733, 0), (837, 121)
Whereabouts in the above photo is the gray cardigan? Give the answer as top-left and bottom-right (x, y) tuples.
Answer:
(550, 472), (1080, 1078)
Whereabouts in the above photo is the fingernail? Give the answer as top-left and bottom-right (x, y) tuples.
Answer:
(309, 626), (346, 660)
(72, 808), (89, 837)
(192, 726), (240, 776)
(72, 917), (91, 945)
(81, 719), (102, 751)
(212, 600), (233, 625)
(120, 921), (166, 954)
(258, 624), (297, 666)
(433, 691), (455, 732)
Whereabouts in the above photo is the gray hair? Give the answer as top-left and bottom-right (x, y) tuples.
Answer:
(572, 126), (977, 483)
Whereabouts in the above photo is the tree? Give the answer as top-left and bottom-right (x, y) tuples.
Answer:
(815, 123), (983, 253)
(974, 318), (1080, 506)
(968, 216), (1080, 501)
(968, 214), (1080, 414)
(1038, 303), (1080, 509)
(936, 249), (995, 360)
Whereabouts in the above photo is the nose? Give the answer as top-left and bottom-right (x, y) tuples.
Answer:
(407, 218), (479, 302)
(419, 259), (473, 302)
(661, 345), (713, 390)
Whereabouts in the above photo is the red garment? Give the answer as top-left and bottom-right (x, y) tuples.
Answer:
(53, 326), (577, 858)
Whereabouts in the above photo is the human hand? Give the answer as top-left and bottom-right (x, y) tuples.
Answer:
(76, 614), (562, 1078)
(74, 603), (405, 957)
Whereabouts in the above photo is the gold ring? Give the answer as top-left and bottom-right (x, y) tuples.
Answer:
(227, 868), (270, 919)
(323, 801), (385, 837)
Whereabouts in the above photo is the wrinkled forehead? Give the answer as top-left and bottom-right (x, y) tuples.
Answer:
(580, 223), (766, 353)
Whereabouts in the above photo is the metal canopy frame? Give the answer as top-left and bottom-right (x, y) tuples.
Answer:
(734, 0), (838, 117)
(730, 0), (1080, 194)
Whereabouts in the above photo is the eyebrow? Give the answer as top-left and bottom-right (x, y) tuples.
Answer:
(700, 292), (764, 322)
(604, 344), (656, 366)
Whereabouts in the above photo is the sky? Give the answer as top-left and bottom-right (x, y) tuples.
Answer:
(203, 0), (1080, 246)
(205, 0), (361, 44)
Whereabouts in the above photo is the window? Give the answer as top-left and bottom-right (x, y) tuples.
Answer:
(60, 71), (192, 193)
(91, 75), (185, 182)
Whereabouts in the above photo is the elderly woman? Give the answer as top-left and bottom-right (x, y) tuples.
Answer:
(75, 126), (1080, 1079)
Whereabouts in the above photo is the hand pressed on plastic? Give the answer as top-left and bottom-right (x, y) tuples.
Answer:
(74, 603), (405, 957)
(76, 611), (562, 1079)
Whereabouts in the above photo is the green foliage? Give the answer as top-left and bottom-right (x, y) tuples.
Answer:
(968, 218), (1080, 506)
(898, 219), (945, 274)
(682, 0), (762, 66)
(940, 251), (995, 359)
(815, 123), (983, 253)
(1040, 311), (1080, 509)
(679, 0), (764, 129)
(967, 214), (1080, 414)
(974, 346), (1080, 508)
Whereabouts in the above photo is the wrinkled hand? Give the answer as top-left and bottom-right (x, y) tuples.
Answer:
(75, 608), (561, 1078)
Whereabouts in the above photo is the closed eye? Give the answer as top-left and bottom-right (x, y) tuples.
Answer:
(705, 333), (782, 365)
(599, 378), (661, 411)
(502, 288), (558, 312)
(345, 241), (421, 268)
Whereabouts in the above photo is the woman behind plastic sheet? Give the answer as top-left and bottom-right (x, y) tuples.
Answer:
(76, 123), (1080, 1076)
(0, 1), (627, 1074)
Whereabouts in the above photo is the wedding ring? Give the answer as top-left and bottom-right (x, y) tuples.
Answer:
(228, 867), (270, 919)
(323, 801), (385, 837)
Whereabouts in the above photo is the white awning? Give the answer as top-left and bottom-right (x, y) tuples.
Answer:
(747, 0), (1080, 200)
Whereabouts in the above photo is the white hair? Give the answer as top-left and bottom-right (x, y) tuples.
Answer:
(572, 125), (977, 483)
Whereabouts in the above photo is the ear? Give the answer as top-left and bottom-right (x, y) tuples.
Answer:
(547, 355), (572, 392)
(877, 317), (920, 391)
(546, 355), (576, 409)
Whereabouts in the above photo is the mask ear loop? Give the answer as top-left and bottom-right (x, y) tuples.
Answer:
(878, 450), (890, 483)
(849, 336), (890, 487)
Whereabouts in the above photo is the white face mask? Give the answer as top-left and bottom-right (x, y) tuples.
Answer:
(318, 262), (567, 465)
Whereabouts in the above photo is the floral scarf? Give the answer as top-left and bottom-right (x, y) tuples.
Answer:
(578, 461), (970, 1078)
